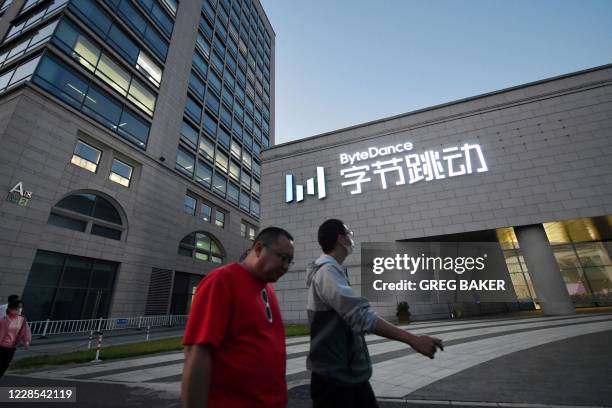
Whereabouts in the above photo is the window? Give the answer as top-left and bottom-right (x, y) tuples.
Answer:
(252, 179), (260, 196)
(251, 199), (260, 218)
(215, 210), (226, 228)
(183, 194), (196, 215)
(178, 231), (224, 264)
(180, 120), (198, 149)
(217, 126), (230, 149)
(32, 55), (150, 148)
(242, 150), (252, 169)
(230, 139), (241, 159)
(0, 20), (57, 70)
(239, 191), (250, 212)
(188, 70), (205, 99)
(213, 173), (227, 197)
(215, 150), (228, 173)
(229, 160), (240, 181)
(176, 147), (195, 176)
(48, 192), (124, 240)
(241, 171), (250, 190)
(0, 55), (41, 94)
(136, 50), (162, 87)
(201, 202), (212, 222)
(109, 158), (133, 187)
(241, 221), (257, 241)
(185, 95), (202, 123)
(198, 136), (214, 161)
(71, 140), (101, 173)
(205, 92), (219, 115)
(227, 182), (239, 204)
(203, 110), (217, 136)
(195, 161), (212, 188)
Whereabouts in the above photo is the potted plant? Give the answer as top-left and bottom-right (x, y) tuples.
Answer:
(396, 301), (411, 323)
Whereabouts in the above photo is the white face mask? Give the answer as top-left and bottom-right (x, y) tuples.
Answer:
(343, 227), (355, 256)
(18, 308), (23, 316)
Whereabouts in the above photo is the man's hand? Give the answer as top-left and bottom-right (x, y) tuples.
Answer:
(409, 335), (443, 359)
(373, 317), (444, 359)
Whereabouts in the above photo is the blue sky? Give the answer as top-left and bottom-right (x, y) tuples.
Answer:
(260, 0), (612, 145)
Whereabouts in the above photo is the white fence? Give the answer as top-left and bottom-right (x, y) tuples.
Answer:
(29, 315), (189, 337)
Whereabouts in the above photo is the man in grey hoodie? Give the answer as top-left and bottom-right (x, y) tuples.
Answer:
(306, 219), (443, 408)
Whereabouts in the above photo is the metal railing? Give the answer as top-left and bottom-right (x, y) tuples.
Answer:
(28, 315), (188, 337)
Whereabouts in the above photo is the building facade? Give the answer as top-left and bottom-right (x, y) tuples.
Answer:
(261, 65), (612, 323)
(0, 0), (274, 321)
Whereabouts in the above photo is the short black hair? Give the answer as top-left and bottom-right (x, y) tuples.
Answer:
(8, 294), (19, 303)
(252, 227), (293, 248)
(318, 219), (347, 254)
(7, 300), (20, 312)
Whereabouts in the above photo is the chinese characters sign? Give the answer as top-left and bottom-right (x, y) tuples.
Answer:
(340, 142), (488, 195)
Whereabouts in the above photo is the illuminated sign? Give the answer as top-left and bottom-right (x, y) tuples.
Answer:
(286, 167), (326, 203)
(6, 181), (33, 207)
(339, 142), (488, 195)
(284, 141), (488, 203)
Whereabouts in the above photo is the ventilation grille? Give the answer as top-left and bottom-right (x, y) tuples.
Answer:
(145, 268), (173, 315)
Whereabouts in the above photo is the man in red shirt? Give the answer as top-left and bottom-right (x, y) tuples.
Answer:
(182, 227), (294, 408)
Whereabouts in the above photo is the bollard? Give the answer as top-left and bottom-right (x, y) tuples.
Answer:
(87, 330), (93, 350)
(39, 318), (50, 339)
(146, 325), (150, 341)
(91, 334), (103, 362)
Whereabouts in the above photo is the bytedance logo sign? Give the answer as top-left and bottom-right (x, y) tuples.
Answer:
(339, 141), (488, 194)
(285, 167), (326, 203)
(284, 141), (488, 203)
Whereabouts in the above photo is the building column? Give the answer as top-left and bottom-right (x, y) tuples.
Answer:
(514, 224), (575, 316)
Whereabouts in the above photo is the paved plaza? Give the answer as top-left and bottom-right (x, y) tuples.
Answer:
(2, 312), (611, 407)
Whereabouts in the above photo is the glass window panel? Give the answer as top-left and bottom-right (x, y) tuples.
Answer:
(227, 182), (239, 204)
(107, 25), (139, 65)
(56, 193), (96, 216)
(213, 173), (227, 197)
(195, 161), (212, 188)
(205, 92), (219, 115)
(242, 150), (251, 169)
(195, 232), (211, 251)
(183, 195), (196, 215)
(144, 23), (168, 59)
(252, 179), (260, 195)
(220, 104), (232, 127)
(214, 210), (225, 228)
(118, 108), (150, 148)
(230, 139), (241, 159)
(201, 203), (212, 222)
(217, 126), (230, 149)
(33, 55), (88, 108)
(196, 33), (211, 58)
(180, 120), (198, 149)
(192, 52), (208, 77)
(90, 262), (116, 289)
(208, 69), (221, 93)
(185, 95), (202, 122)
(69, 0), (112, 38)
(91, 224), (122, 240)
(198, 136), (215, 161)
(239, 191), (250, 211)
(203, 110), (217, 136)
(20, 286), (55, 321)
(215, 150), (228, 172)
(229, 161), (240, 181)
(250, 199), (259, 217)
(93, 196), (122, 224)
(72, 140), (101, 168)
(83, 85), (122, 130)
(52, 288), (87, 319)
(73, 33), (100, 72)
(136, 50), (162, 87)
(176, 147), (195, 176)
(189, 70), (205, 99)
(127, 79), (156, 116)
(48, 213), (87, 231)
(62, 258), (92, 287)
(211, 51), (224, 73)
(95, 54), (130, 95)
(110, 158), (133, 187)
(178, 247), (192, 257)
(241, 171), (250, 189)
(195, 251), (209, 261)
(26, 251), (64, 287)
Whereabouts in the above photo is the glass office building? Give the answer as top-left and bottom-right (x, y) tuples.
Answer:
(0, 0), (274, 320)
